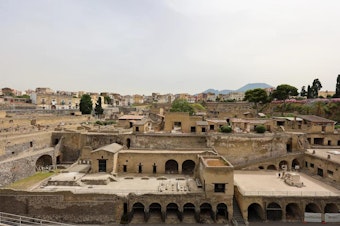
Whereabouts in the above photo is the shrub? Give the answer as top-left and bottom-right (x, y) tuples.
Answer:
(220, 125), (232, 133)
(255, 125), (266, 133)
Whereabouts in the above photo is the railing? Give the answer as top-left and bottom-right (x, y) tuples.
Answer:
(0, 212), (74, 226)
(240, 190), (340, 197)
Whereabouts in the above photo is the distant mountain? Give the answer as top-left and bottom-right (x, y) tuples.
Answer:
(236, 83), (273, 92)
(202, 83), (273, 95)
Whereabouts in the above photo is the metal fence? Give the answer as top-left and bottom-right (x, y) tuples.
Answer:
(0, 212), (74, 226)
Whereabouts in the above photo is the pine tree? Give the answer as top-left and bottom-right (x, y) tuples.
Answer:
(94, 97), (104, 117)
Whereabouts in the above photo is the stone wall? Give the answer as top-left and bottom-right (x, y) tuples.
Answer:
(209, 133), (290, 166)
(0, 190), (124, 224)
(130, 134), (208, 149)
(0, 148), (54, 186)
(0, 131), (52, 160)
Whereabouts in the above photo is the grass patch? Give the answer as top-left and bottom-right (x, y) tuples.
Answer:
(5, 171), (57, 190)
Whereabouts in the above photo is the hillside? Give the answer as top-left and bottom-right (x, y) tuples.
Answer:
(202, 83), (273, 94)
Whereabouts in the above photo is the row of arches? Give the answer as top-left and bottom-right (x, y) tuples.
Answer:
(165, 159), (195, 174)
(259, 159), (301, 171)
(247, 202), (339, 222)
(129, 202), (229, 223)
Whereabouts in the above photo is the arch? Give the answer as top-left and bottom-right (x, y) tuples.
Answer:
(279, 160), (288, 170)
(182, 160), (195, 175)
(248, 203), (264, 222)
(305, 203), (321, 213)
(132, 202), (145, 210)
(292, 159), (300, 170)
(258, 166), (264, 170)
(149, 203), (162, 222)
(131, 202), (145, 222)
(165, 160), (178, 174)
(126, 138), (131, 149)
(183, 203), (196, 223)
(166, 203), (180, 223)
(267, 165), (277, 170)
(216, 203), (228, 221)
(324, 203), (339, 213)
(266, 202), (282, 221)
(200, 203), (213, 223)
(286, 203), (301, 221)
(36, 155), (52, 171)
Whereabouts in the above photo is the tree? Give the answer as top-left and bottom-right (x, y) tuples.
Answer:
(94, 97), (104, 117)
(104, 96), (112, 105)
(334, 74), (340, 98)
(170, 99), (194, 116)
(220, 125), (232, 133)
(255, 125), (266, 133)
(271, 84), (298, 115)
(300, 86), (307, 97)
(310, 78), (322, 98)
(244, 88), (268, 114)
(79, 94), (93, 114)
(307, 85), (312, 99)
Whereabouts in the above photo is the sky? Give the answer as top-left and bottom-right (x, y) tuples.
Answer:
(1, 0), (340, 95)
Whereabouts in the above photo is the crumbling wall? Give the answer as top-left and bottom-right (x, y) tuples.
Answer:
(210, 133), (290, 165)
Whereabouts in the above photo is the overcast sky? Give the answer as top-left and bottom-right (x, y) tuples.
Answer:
(1, 0), (340, 95)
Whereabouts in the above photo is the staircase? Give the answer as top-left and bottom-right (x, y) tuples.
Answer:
(232, 197), (246, 226)
(0, 212), (74, 226)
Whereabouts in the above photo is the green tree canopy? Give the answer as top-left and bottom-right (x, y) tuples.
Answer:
(170, 99), (194, 116)
(94, 97), (104, 117)
(79, 94), (93, 114)
(300, 86), (307, 97)
(334, 74), (340, 98)
(311, 78), (322, 98)
(244, 88), (268, 113)
(271, 84), (298, 100)
(271, 84), (298, 115)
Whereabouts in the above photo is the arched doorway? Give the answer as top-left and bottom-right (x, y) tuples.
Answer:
(216, 203), (228, 222)
(182, 160), (195, 175)
(183, 203), (196, 223)
(266, 202), (282, 221)
(149, 203), (162, 223)
(267, 165), (277, 170)
(165, 160), (178, 174)
(292, 159), (300, 170)
(166, 203), (180, 223)
(36, 155), (52, 171)
(279, 160), (288, 170)
(126, 138), (131, 149)
(324, 203), (339, 213)
(248, 203), (264, 222)
(200, 203), (213, 223)
(286, 203), (301, 221)
(131, 202), (145, 223)
(305, 203), (321, 213)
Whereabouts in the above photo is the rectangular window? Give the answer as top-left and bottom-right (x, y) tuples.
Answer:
(214, 183), (226, 193)
(135, 126), (139, 132)
(310, 163), (314, 168)
(305, 161), (308, 168)
(210, 125), (214, 130)
(190, 126), (196, 133)
(327, 170), (334, 177)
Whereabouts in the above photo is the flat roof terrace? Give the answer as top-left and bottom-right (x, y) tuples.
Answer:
(234, 170), (340, 197)
(35, 173), (204, 196)
(306, 148), (340, 164)
(200, 156), (232, 167)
